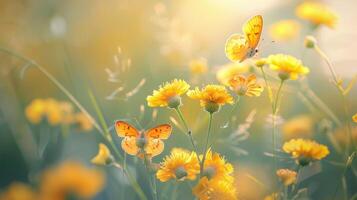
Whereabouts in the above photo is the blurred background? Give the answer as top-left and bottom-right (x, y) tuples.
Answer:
(0, 0), (357, 199)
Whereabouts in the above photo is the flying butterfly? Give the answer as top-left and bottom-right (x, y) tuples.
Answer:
(225, 15), (263, 62)
(115, 121), (172, 158)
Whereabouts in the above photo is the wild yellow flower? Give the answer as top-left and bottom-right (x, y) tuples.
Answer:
(216, 62), (250, 86)
(269, 20), (301, 41)
(189, 58), (208, 75)
(228, 74), (264, 97)
(91, 143), (113, 165)
(283, 139), (329, 166)
(25, 98), (75, 126)
(40, 161), (105, 200)
(147, 79), (190, 108)
(201, 149), (234, 183)
(276, 169), (297, 186)
(193, 177), (237, 200)
(282, 115), (314, 141)
(0, 182), (37, 200)
(353, 113), (357, 123)
(267, 54), (309, 80)
(254, 58), (267, 68)
(296, 1), (338, 29)
(156, 148), (200, 182)
(25, 99), (47, 124)
(74, 112), (93, 131)
(187, 85), (233, 113)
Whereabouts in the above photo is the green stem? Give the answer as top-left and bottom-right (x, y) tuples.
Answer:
(200, 113), (213, 177)
(221, 96), (240, 128)
(174, 107), (201, 163)
(260, 67), (274, 104)
(144, 155), (158, 200)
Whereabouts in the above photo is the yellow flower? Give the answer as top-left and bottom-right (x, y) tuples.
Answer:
(228, 74), (264, 97)
(276, 169), (297, 186)
(0, 182), (37, 200)
(353, 113), (357, 123)
(40, 161), (105, 200)
(201, 149), (234, 183)
(91, 143), (113, 165)
(187, 85), (233, 113)
(282, 115), (314, 141)
(283, 139), (329, 166)
(332, 125), (357, 150)
(25, 99), (47, 124)
(156, 148), (200, 182)
(296, 1), (338, 29)
(193, 177), (237, 200)
(268, 54), (309, 80)
(25, 98), (75, 126)
(74, 112), (93, 131)
(269, 20), (301, 41)
(147, 79), (190, 108)
(254, 58), (267, 68)
(190, 58), (208, 75)
(216, 62), (250, 86)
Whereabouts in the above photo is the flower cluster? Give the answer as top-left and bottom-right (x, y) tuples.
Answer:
(25, 98), (93, 131)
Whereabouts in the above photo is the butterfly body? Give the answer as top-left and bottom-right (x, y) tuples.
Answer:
(115, 121), (172, 158)
(225, 15), (263, 62)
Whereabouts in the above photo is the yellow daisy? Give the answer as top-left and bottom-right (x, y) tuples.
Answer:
(276, 169), (297, 186)
(40, 161), (105, 200)
(189, 58), (208, 75)
(156, 148), (200, 182)
(296, 1), (338, 29)
(147, 79), (190, 108)
(201, 149), (234, 183)
(187, 85), (233, 113)
(193, 177), (237, 200)
(269, 20), (301, 41)
(283, 138), (329, 166)
(216, 62), (250, 86)
(228, 74), (264, 97)
(25, 99), (47, 124)
(91, 143), (113, 165)
(267, 54), (309, 80)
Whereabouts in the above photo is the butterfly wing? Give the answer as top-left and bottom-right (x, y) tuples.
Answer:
(145, 124), (172, 140)
(121, 137), (140, 155)
(115, 121), (140, 137)
(145, 139), (164, 158)
(225, 34), (250, 62)
(243, 15), (263, 50)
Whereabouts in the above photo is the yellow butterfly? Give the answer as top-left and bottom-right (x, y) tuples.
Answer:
(225, 15), (263, 62)
(115, 121), (172, 158)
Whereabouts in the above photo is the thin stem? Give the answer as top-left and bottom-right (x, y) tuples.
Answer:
(144, 155), (158, 200)
(314, 45), (339, 85)
(272, 79), (285, 175)
(221, 96), (240, 128)
(260, 67), (274, 104)
(200, 113), (213, 176)
(174, 107), (201, 163)
(0, 47), (147, 200)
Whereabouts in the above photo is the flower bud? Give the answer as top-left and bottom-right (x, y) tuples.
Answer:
(168, 95), (182, 109)
(204, 102), (220, 114)
(278, 72), (290, 81)
(304, 36), (317, 48)
(202, 166), (216, 179)
(175, 166), (188, 180)
(255, 58), (267, 68)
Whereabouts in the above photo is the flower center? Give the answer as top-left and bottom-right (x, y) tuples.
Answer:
(175, 166), (188, 180)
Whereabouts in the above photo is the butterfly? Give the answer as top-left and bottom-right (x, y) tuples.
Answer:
(225, 15), (263, 62)
(115, 121), (172, 158)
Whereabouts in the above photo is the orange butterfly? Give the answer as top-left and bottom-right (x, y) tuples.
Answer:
(225, 15), (263, 62)
(115, 121), (172, 158)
